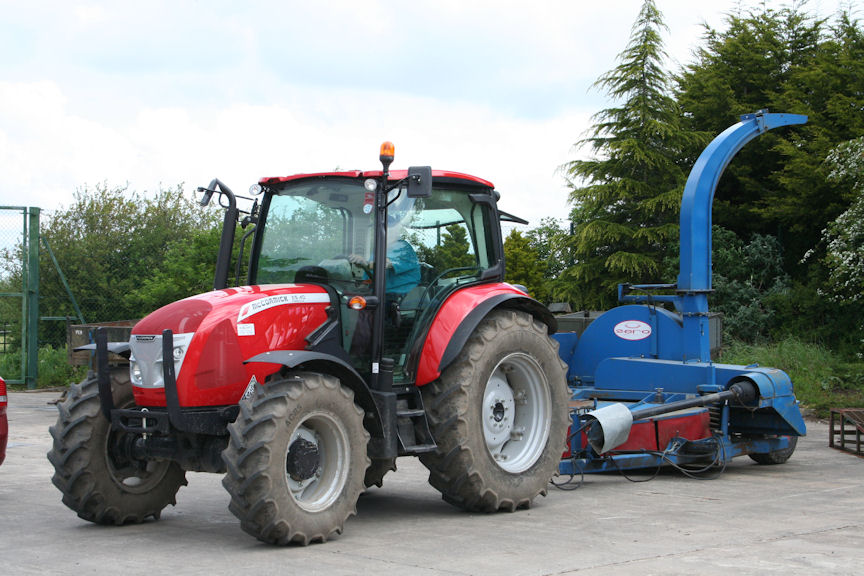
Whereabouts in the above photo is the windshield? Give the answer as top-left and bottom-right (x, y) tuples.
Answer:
(254, 179), (374, 288)
(254, 178), (496, 292)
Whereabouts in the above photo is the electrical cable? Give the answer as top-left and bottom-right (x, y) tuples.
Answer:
(606, 435), (729, 482)
(552, 408), (733, 489)
(608, 451), (664, 483)
(550, 416), (591, 491)
(550, 457), (584, 491)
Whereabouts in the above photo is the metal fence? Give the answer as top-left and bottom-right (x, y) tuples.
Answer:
(0, 206), (40, 387)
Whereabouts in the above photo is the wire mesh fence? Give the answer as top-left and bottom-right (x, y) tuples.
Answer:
(0, 207), (29, 382)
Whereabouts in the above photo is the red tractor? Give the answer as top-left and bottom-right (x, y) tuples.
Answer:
(49, 143), (569, 545)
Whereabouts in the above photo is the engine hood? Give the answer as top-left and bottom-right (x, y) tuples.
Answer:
(130, 284), (333, 407)
(132, 284), (331, 336)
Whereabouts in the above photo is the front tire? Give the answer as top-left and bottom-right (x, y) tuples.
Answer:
(222, 372), (369, 545)
(419, 310), (569, 512)
(48, 371), (187, 525)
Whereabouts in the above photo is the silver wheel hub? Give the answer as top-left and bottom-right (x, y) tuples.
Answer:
(483, 378), (515, 457)
(482, 353), (552, 473)
(285, 412), (349, 512)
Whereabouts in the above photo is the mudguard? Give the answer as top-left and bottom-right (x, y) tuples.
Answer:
(414, 283), (555, 386)
(245, 349), (384, 437)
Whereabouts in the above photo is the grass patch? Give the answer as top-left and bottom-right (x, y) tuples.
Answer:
(0, 346), (87, 389)
(718, 337), (864, 417)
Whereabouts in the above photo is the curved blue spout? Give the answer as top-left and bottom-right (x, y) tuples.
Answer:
(677, 111), (808, 292)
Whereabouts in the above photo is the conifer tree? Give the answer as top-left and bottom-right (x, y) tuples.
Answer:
(561, 0), (697, 308)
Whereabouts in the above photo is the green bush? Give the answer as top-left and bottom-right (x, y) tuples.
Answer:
(37, 346), (87, 387)
(711, 226), (790, 343)
(0, 351), (20, 380)
(0, 346), (86, 388)
(719, 337), (864, 417)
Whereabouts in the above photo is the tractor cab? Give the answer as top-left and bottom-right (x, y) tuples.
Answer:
(236, 156), (509, 385)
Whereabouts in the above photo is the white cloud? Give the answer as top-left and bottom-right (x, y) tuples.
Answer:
(74, 3), (108, 26)
(0, 81), (138, 207)
(0, 0), (849, 227)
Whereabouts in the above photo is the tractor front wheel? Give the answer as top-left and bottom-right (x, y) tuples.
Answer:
(48, 371), (187, 524)
(222, 372), (369, 545)
(419, 310), (569, 512)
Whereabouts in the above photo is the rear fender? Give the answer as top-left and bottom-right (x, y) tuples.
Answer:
(245, 350), (383, 437)
(414, 283), (555, 386)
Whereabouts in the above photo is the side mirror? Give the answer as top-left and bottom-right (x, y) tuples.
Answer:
(407, 166), (432, 198)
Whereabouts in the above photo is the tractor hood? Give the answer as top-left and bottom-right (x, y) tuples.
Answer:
(130, 284), (333, 407)
(133, 284), (331, 336)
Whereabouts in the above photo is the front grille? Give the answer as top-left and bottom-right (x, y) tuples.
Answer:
(129, 333), (194, 388)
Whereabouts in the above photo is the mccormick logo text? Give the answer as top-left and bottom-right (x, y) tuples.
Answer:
(237, 293), (330, 323)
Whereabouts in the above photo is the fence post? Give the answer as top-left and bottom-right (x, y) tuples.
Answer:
(25, 207), (40, 389)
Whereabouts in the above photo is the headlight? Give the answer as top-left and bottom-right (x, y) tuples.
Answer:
(130, 359), (143, 386)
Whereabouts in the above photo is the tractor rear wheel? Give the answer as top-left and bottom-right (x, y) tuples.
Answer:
(749, 436), (798, 465)
(222, 372), (369, 545)
(419, 310), (569, 512)
(48, 370), (187, 524)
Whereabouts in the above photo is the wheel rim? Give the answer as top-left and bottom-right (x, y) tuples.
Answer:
(482, 352), (552, 473)
(284, 411), (350, 512)
(105, 427), (172, 494)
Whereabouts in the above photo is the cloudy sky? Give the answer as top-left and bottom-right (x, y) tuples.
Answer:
(0, 0), (849, 228)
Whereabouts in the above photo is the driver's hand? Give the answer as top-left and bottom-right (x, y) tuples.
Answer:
(348, 254), (370, 268)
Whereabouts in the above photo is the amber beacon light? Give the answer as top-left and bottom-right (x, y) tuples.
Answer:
(379, 141), (395, 166)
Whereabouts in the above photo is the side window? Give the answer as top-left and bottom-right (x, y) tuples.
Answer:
(411, 214), (477, 277)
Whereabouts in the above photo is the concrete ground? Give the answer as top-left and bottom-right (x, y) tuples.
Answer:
(1, 390), (862, 576)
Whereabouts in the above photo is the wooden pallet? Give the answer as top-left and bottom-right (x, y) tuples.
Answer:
(829, 408), (864, 458)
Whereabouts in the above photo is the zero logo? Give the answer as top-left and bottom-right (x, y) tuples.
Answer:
(613, 320), (652, 341)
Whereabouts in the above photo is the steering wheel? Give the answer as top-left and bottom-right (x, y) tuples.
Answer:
(428, 266), (480, 287)
(418, 266), (481, 304)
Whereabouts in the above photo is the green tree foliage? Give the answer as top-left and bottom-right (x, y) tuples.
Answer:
(816, 137), (864, 305)
(524, 218), (575, 304)
(130, 226), (223, 312)
(503, 229), (547, 301)
(711, 226), (790, 342)
(525, 217), (571, 278)
(37, 184), (220, 340)
(677, 5), (864, 270)
(561, 0), (698, 309)
(418, 224), (474, 271)
(748, 133), (864, 354)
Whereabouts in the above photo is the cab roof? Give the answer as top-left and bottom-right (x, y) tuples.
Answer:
(259, 169), (494, 189)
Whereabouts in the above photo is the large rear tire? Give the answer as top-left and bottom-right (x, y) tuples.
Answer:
(419, 310), (569, 512)
(222, 372), (369, 545)
(48, 371), (187, 525)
